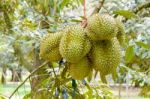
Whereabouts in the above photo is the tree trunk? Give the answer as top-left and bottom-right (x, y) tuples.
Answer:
(1, 66), (7, 84)
(11, 68), (22, 82)
(30, 43), (49, 99)
(30, 68), (49, 99)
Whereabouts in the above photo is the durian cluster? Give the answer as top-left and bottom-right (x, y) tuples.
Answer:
(40, 14), (125, 83)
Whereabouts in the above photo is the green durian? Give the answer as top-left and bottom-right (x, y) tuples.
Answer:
(59, 25), (91, 63)
(40, 32), (62, 61)
(115, 19), (126, 47)
(89, 38), (121, 83)
(68, 57), (91, 80)
(87, 14), (118, 41)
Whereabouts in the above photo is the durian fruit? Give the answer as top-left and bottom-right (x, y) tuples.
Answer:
(89, 37), (121, 83)
(40, 32), (62, 61)
(68, 57), (91, 80)
(115, 19), (126, 47)
(59, 25), (91, 63)
(86, 14), (118, 41)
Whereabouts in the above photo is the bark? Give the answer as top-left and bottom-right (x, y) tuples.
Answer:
(30, 43), (49, 99)
(10, 68), (22, 82)
(1, 66), (7, 84)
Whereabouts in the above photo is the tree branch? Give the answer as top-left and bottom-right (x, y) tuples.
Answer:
(9, 61), (48, 99)
(134, 1), (150, 14)
(91, 0), (105, 15)
(81, 0), (105, 28)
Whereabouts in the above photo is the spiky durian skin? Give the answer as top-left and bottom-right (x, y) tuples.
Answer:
(40, 32), (62, 61)
(89, 38), (121, 82)
(69, 57), (91, 80)
(115, 19), (126, 47)
(59, 25), (91, 63)
(87, 14), (118, 41)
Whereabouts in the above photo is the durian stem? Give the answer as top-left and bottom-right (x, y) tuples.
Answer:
(81, 0), (87, 28)
(100, 73), (107, 83)
(83, 0), (86, 19)
(81, 0), (105, 28)
(51, 63), (57, 78)
(9, 61), (48, 99)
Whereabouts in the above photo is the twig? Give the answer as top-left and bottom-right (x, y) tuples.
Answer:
(81, 0), (105, 28)
(9, 61), (48, 99)
(91, 0), (105, 15)
(134, 1), (150, 14)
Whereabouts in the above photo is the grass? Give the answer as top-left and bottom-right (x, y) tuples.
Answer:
(0, 83), (30, 98)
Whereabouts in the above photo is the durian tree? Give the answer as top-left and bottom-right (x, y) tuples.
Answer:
(0, 0), (150, 99)
(112, 0), (150, 98)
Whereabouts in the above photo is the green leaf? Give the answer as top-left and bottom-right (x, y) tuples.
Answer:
(136, 41), (150, 50)
(125, 45), (135, 63)
(71, 19), (82, 23)
(23, 93), (31, 99)
(113, 10), (136, 19)
(0, 95), (6, 99)
(79, 0), (84, 4)
(44, 0), (50, 11)
(60, 0), (71, 10)
(85, 90), (93, 99)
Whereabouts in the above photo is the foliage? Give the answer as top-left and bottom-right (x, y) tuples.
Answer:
(0, 0), (150, 98)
